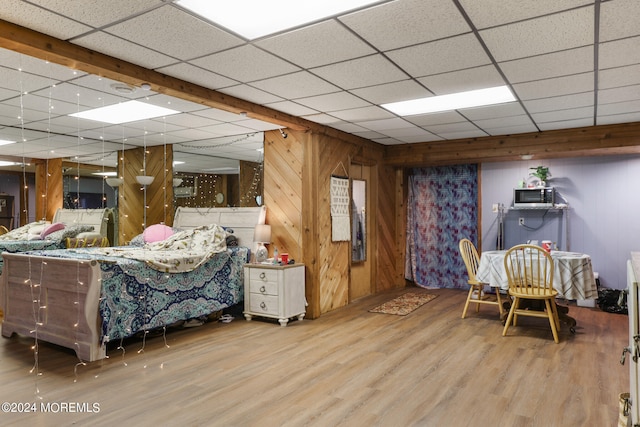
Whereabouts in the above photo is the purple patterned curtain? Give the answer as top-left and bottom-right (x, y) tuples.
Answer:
(405, 165), (478, 289)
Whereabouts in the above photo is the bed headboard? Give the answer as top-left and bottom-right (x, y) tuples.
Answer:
(52, 208), (111, 237)
(173, 206), (266, 249)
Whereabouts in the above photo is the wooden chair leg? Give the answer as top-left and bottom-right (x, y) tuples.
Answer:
(502, 297), (519, 337)
(495, 288), (504, 317)
(545, 299), (560, 343)
(461, 286), (476, 319)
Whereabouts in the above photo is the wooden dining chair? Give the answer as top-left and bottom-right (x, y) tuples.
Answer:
(502, 244), (561, 343)
(66, 236), (110, 248)
(459, 238), (504, 319)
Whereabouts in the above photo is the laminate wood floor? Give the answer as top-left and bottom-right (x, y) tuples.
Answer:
(0, 287), (629, 427)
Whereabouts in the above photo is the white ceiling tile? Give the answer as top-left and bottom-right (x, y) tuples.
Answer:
(327, 106), (395, 122)
(192, 45), (299, 83)
(436, 129), (488, 140)
(255, 20), (375, 68)
(198, 123), (257, 137)
(0, 0), (92, 39)
(0, 67), (61, 95)
(311, 55), (407, 90)
(190, 108), (246, 123)
(218, 85), (283, 105)
(599, 36), (640, 70)
(264, 100), (318, 117)
(355, 118), (414, 132)
(352, 130), (387, 140)
(599, 85), (640, 105)
(391, 133), (443, 143)
(538, 118), (594, 131)
(74, 32), (176, 69)
(105, 6), (243, 61)
(339, 0), (470, 51)
(460, 102), (526, 120)
(378, 126), (434, 139)
(250, 72), (340, 99)
(405, 111), (467, 127)
(423, 121), (479, 134)
(386, 34), (491, 78)
(531, 106), (594, 123)
(473, 115), (534, 129)
(302, 113), (345, 125)
(483, 123), (539, 136)
(235, 119), (281, 132)
(417, 65), (505, 95)
(599, 0), (640, 42)
(499, 46), (593, 84)
(479, 7), (594, 62)
(295, 92), (370, 112)
(350, 80), (431, 104)
(29, 0), (164, 27)
(328, 122), (369, 133)
(513, 73), (594, 100)
(459, 0), (591, 29)
(371, 137), (404, 145)
(523, 92), (594, 114)
(598, 99), (640, 116)
(156, 63), (237, 90)
(597, 111), (640, 125)
(599, 64), (640, 90)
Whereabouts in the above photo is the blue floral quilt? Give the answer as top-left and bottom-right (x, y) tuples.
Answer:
(23, 246), (249, 342)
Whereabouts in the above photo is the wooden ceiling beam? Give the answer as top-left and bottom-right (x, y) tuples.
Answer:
(383, 121), (640, 167)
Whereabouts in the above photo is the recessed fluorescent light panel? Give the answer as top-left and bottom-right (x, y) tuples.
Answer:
(0, 161), (20, 167)
(382, 86), (516, 116)
(176, 0), (381, 40)
(70, 100), (180, 124)
(0, 139), (16, 146)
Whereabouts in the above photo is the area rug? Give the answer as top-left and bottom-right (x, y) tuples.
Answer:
(369, 292), (438, 316)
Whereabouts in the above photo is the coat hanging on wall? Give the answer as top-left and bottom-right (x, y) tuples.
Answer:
(330, 162), (350, 242)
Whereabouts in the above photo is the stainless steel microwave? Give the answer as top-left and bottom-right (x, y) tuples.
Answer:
(513, 187), (555, 208)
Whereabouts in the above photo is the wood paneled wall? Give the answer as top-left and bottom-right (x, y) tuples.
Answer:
(34, 157), (62, 221)
(264, 129), (400, 318)
(119, 145), (173, 244)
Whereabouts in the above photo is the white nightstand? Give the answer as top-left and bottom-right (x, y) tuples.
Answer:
(243, 263), (306, 326)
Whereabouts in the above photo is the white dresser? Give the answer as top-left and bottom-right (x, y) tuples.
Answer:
(243, 263), (306, 326)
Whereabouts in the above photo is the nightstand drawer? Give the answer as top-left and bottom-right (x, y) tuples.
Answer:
(249, 294), (278, 315)
(249, 280), (278, 296)
(249, 268), (279, 283)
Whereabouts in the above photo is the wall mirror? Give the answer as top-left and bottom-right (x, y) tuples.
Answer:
(0, 47), (272, 225)
(351, 179), (366, 262)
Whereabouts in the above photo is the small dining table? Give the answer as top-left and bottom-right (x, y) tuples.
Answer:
(475, 249), (598, 301)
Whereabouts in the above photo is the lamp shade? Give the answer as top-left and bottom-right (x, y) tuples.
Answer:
(253, 224), (271, 243)
(105, 177), (124, 187)
(172, 178), (183, 187)
(136, 175), (154, 186)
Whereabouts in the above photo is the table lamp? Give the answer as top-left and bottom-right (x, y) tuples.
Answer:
(253, 224), (271, 263)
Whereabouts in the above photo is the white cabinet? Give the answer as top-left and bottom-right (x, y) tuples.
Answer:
(243, 264), (306, 326)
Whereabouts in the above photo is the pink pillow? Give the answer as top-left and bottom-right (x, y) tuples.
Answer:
(40, 222), (65, 239)
(143, 224), (174, 243)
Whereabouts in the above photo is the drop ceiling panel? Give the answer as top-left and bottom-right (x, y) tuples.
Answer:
(310, 55), (408, 90)
(513, 73), (594, 100)
(538, 118), (593, 131)
(328, 106), (395, 122)
(523, 92), (594, 114)
(598, 112), (640, 125)
(255, 20), (376, 69)
(461, 103), (526, 121)
(458, 0), (591, 29)
(263, 101), (318, 117)
(155, 63), (237, 90)
(218, 84), (284, 105)
(405, 111), (467, 127)
(599, 64), (640, 90)
(417, 65), (505, 95)
(73, 32), (177, 70)
(339, 0), (471, 51)
(437, 129), (488, 140)
(0, 0), (92, 39)
(599, 37), (640, 69)
(295, 92), (371, 112)
(350, 80), (431, 104)
(250, 72), (340, 100)
(598, 99), (640, 116)
(104, 7), (244, 61)
(356, 117), (414, 132)
(192, 45), (299, 83)
(499, 46), (593, 83)
(388, 34), (491, 78)
(483, 123), (539, 136)
(29, 0), (164, 27)
(473, 114), (534, 129)
(599, 85), (640, 105)
(599, 0), (640, 42)
(479, 7), (594, 62)
(531, 106), (594, 123)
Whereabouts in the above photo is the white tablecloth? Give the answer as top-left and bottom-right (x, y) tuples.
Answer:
(475, 250), (598, 300)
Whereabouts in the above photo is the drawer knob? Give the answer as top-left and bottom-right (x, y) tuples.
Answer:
(259, 272), (266, 280)
(260, 301), (267, 309)
(260, 286), (266, 293)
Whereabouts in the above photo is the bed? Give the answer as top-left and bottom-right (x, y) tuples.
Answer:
(0, 208), (112, 274)
(0, 206), (266, 361)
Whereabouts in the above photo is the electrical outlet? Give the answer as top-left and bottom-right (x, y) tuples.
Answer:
(519, 217), (525, 226)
